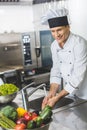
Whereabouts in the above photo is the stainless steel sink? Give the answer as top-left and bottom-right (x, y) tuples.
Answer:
(53, 96), (74, 109)
(28, 96), (74, 111)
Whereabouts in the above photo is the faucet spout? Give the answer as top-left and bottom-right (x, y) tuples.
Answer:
(27, 83), (47, 97)
(21, 82), (35, 111)
(21, 83), (47, 111)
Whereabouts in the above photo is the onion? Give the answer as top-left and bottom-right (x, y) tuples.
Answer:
(16, 117), (27, 125)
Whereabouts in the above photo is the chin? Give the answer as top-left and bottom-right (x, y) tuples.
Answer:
(56, 39), (62, 44)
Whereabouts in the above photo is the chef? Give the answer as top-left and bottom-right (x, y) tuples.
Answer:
(41, 7), (87, 109)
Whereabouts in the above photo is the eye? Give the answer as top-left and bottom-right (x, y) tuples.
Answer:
(57, 29), (62, 32)
(51, 30), (55, 33)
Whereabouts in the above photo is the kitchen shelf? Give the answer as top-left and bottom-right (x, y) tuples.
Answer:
(0, 1), (32, 6)
(0, 0), (66, 6)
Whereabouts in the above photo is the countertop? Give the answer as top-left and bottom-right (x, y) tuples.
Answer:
(15, 90), (72, 130)
(53, 100), (87, 130)
(15, 88), (73, 130)
(1, 87), (86, 130)
(0, 65), (23, 74)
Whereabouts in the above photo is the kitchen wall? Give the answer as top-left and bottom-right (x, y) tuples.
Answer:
(0, 5), (34, 33)
(68, 0), (87, 40)
(32, 1), (69, 31)
(0, 0), (87, 40)
(33, 0), (87, 40)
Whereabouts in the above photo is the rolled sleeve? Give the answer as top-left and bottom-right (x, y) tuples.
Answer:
(64, 82), (77, 94)
(50, 76), (61, 84)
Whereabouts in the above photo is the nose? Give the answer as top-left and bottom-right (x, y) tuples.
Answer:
(55, 31), (59, 37)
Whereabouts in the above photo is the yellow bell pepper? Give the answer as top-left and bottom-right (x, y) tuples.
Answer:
(16, 107), (27, 117)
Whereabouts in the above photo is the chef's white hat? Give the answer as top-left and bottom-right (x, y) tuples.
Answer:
(41, 7), (70, 28)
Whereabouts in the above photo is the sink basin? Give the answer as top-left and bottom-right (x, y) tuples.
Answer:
(53, 96), (74, 109)
(28, 96), (74, 111)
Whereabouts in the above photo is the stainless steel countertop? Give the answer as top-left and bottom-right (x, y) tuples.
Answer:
(53, 98), (87, 130)
(0, 88), (72, 130)
(24, 72), (50, 80)
(15, 88), (74, 130)
(1, 87), (87, 130)
(0, 65), (23, 74)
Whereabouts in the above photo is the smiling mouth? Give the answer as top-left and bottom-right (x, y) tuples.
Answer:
(56, 36), (62, 41)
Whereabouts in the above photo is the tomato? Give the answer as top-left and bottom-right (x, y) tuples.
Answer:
(31, 112), (38, 120)
(23, 112), (32, 121)
(14, 123), (26, 130)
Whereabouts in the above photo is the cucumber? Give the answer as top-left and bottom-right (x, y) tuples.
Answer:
(40, 105), (52, 121)
(40, 109), (52, 120)
(40, 105), (52, 117)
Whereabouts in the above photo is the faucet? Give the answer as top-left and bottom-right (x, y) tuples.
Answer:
(21, 82), (35, 111)
(21, 83), (47, 111)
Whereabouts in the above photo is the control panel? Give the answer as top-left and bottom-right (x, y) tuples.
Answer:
(22, 33), (32, 66)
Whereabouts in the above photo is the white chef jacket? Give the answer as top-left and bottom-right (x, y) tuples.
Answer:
(50, 32), (87, 99)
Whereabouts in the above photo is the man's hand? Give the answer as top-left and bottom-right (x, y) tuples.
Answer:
(45, 96), (58, 108)
(42, 93), (53, 109)
(42, 89), (69, 109)
(42, 83), (59, 109)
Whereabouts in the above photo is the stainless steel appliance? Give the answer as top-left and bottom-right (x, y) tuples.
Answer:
(0, 32), (40, 88)
(0, 32), (39, 70)
(0, 31), (53, 89)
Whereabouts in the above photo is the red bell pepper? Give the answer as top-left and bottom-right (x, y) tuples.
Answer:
(23, 112), (32, 121)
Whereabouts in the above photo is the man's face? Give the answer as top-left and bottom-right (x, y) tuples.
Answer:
(50, 26), (70, 46)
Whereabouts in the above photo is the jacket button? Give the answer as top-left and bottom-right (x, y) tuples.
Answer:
(67, 74), (70, 76)
(60, 61), (62, 63)
(65, 82), (67, 84)
(69, 50), (71, 53)
(70, 62), (72, 64)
